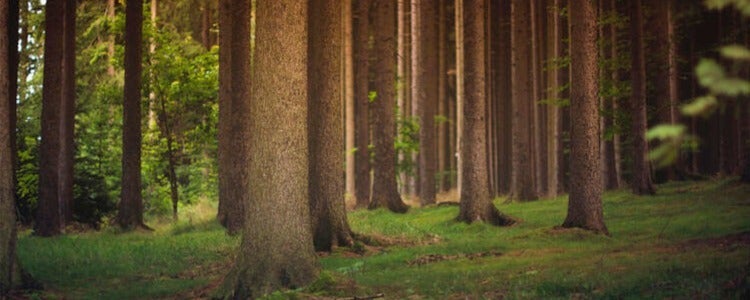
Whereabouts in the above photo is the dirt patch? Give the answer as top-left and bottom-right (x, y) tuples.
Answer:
(408, 251), (503, 266)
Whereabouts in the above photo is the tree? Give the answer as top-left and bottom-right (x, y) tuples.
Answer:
(562, 0), (608, 234)
(117, 0), (146, 229)
(369, 0), (409, 213)
(628, 0), (655, 195)
(217, 0), (249, 235)
(457, 0), (515, 226)
(510, 0), (538, 201)
(412, 0), (438, 205)
(36, 0), (66, 236)
(308, 0), (354, 251)
(222, 0), (318, 297)
(60, 0), (76, 225)
(354, 0), (371, 209)
(1, 0), (18, 293)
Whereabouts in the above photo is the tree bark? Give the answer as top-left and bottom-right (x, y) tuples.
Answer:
(354, 0), (371, 209)
(217, 0), (233, 230)
(369, 0), (409, 213)
(457, 0), (515, 226)
(628, 0), (655, 195)
(546, 0), (562, 196)
(455, 0), (464, 197)
(309, 0), (354, 252)
(510, 0), (537, 201)
(223, 0), (319, 297)
(8, 0), (18, 201)
(563, 0), (608, 235)
(36, 0), (65, 236)
(412, 0), (438, 205)
(59, 0), (76, 225)
(437, 0), (449, 192)
(344, 0), (356, 204)
(117, 0), (146, 229)
(491, 0), (512, 195)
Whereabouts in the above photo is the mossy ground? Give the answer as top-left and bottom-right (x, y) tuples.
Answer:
(16, 179), (750, 299)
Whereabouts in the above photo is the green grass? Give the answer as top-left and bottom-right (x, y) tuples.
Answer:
(17, 179), (750, 299)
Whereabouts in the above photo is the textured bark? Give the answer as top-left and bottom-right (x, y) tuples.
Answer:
(353, 0), (371, 209)
(224, 0), (319, 297)
(217, 0), (249, 234)
(117, 0), (146, 229)
(36, 0), (65, 236)
(510, 0), (537, 201)
(59, 0), (76, 225)
(369, 0), (409, 213)
(1, 0), (19, 293)
(563, 0), (608, 235)
(628, 0), (655, 195)
(309, 0), (354, 252)
(457, 0), (515, 226)
(412, 0), (438, 205)
(345, 0), (356, 202)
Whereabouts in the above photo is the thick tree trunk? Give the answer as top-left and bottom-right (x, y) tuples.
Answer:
(354, 0), (371, 209)
(217, 0), (250, 234)
(628, 0), (655, 195)
(563, 0), (608, 235)
(117, 0), (146, 229)
(457, 0), (515, 226)
(412, 0), (438, 205)
(309, 0), (354, 252)
(59, 0), (76, 225)
(36, 0), (65, 236)
(369, 0), (409, 213)
(224, 0), (319, 297)
(510, 0), (537, 201)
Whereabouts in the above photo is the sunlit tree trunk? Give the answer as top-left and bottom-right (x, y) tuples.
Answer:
(369, 0), (409, 213)
(353, 0), (371, 209)
(344, 0), (356, 204)
(309, 0), (354, 252)
(457, 0), (515, 226)
(563, 0), (608, 234)
(222, 1), (319, 297)
(117, 0), (146, 229)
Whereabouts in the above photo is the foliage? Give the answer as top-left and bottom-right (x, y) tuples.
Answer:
(395, 108), (420, 182)
(16, 179), (750, 299)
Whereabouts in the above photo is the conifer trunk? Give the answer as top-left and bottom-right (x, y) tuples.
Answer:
(354, 0), (371, 208)
(59, 0), (76, 225)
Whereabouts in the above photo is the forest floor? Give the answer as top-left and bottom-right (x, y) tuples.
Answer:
(15, 178), (750, 299)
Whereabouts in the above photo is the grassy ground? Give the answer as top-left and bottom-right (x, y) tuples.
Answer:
(16, 179), (750, 299)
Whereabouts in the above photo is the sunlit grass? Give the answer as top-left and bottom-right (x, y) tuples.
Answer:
(17, 178), (750, 299)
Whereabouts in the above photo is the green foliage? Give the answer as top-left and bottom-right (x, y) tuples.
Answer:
(395, 109), (420, 180)
(705, 0), (750, 15)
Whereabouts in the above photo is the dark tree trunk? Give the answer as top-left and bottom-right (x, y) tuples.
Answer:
(491, 0), (512, 195)
(354, 0), (371, 209)
(59, 0), (76, 225)
(563, 0), (608, 235)
(628, 0), (655, 195)
(510, 0), (537, 201)
(117, 0), (146, 229)
(412, 0), (439, 205)
(369, 0), (409, 213)
(201, 1), (211, 50)
(36, 0), (65, 236)
(546, 0), (562, 196)
(308, 0), (354, 252)
(223, 1), (319, 297)
(650, 0), (678, 181)
(457, 0), (515, 226)
(217, 0), (233, 229)
(8, 0), (17, 193)
(217, 0), (249, 235)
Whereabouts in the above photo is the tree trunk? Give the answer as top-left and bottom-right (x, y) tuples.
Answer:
(222, 1), (319, 297)
(397, 0), (408, 195)
(599, 0), (618, 190)
(510, 0), (537, 201)
(610, 0), (623, 188)
(369, 0), (409, 213)
(108, 0), (116, 76)
(546, 0), (562, 196)
(36, 0), (65, 236)
(217, 0), (233, 230)
(412, 0), (438, 205)
(117, 0), (146, 229)
(628, 0), (655, 195)
(1, 0), (19, 293)
(437, 0), (449, 192)
(59, 0), (76, 225)
(491, 0), (511, 195)
(354, 0), (371, 209)
(457, 0), (515, 226)
(455, 0), (464, 197)
(344, 0), (356, 204)
(563, 0), (608, 235)
(308, 0), (354, 252)
(8, 0), (18, 201)
(651, 0), (678, 181)
(201, 0), (211, 50)
(531, 0), (545, 198)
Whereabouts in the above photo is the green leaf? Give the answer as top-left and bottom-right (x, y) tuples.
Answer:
(720, 44), (750, 60)
(645, 124), (686, 141)
(695, 59), (726, 89)
(681, 95), (718, 117)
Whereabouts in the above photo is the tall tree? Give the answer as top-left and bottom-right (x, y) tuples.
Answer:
(36, 0), (66, 236)
(1, 0), (18, 293)
(353, 0), (371, 209)
(117, 0), (146, 229)
(369, 0), (409, 213)
(457, 0), (515, 226)
(563, 0), (608, 234)
(491, 0), (512, 195)
(546, 0), (563, 196)
(455, 0), (464, 196)
(108, 0), (117, 76)
(308, 0), (354, 251)
(651, 0), (679, 181)
(628, 0), (655, 195)
(60, 0), (76, 225)
(412, 0), (438, 205)
(222, 0), (318, 297)
(344, 0), (356, 203)
(510, 0), (537, 201)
